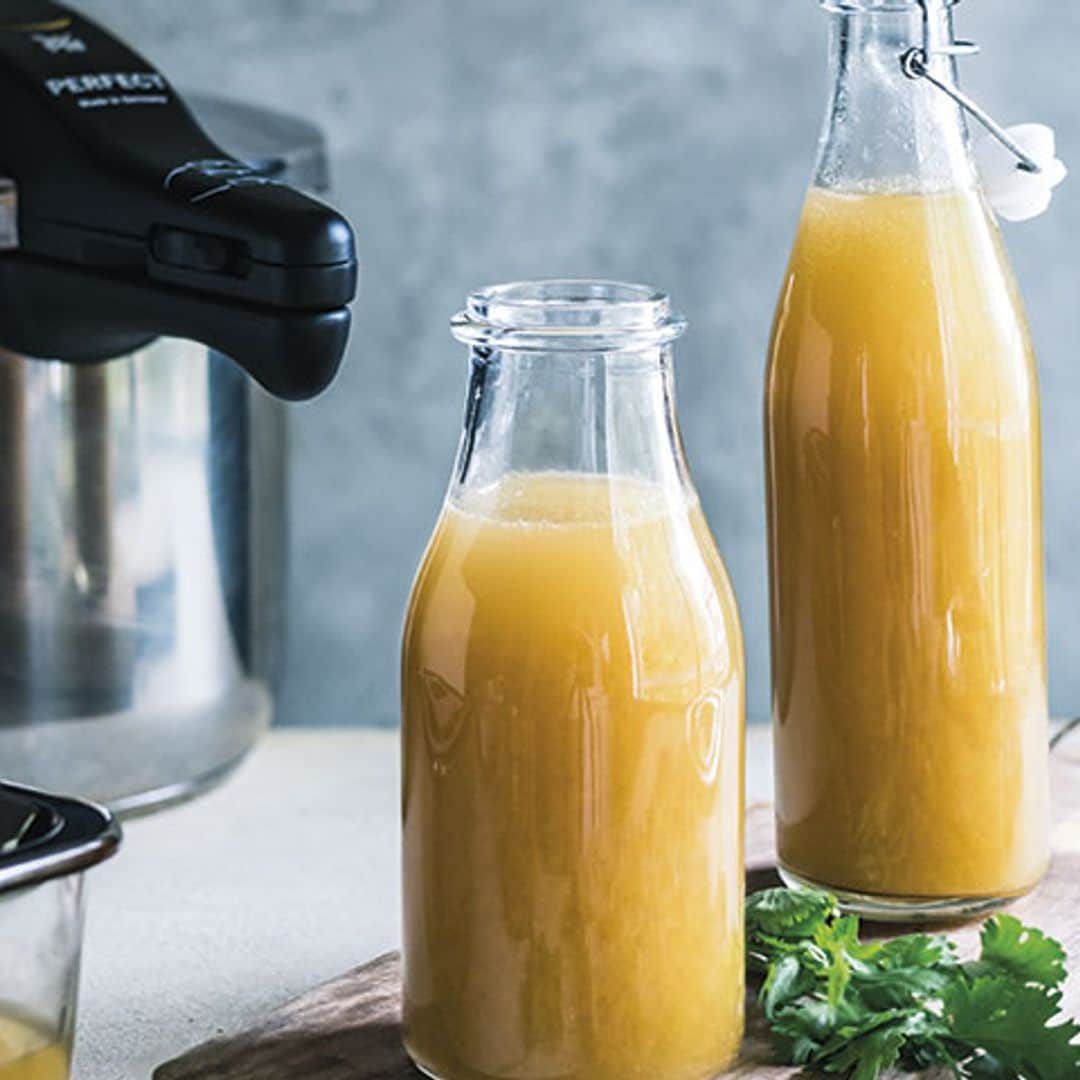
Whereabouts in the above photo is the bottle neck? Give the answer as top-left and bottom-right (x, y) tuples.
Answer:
(815, 2), (976, 194)
(451, 347), (692, 501)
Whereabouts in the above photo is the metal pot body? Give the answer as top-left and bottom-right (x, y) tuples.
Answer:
(0, 340), (285, 813)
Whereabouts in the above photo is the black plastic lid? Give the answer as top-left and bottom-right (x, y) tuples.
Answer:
(0, 781), (121, 895)
(0, 0), (358, 400)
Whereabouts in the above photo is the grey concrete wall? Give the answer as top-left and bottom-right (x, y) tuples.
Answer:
(76, 0), (1080, 726)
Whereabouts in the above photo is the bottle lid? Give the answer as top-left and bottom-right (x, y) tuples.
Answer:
(894, 3), (1068, 221)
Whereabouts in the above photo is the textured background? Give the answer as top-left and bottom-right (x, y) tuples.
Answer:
(77, 0), (1080, 726)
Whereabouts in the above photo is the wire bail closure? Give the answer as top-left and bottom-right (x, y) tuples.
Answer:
(900, 0), (1043, 175)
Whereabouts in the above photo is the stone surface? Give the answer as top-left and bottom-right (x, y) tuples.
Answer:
(71, 0), (1080, 727)
(153, 733), (1080, 1079)
(71, 727), (774, 1080)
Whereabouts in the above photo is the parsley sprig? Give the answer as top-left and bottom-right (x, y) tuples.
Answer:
(747, 888), (1080, 1078)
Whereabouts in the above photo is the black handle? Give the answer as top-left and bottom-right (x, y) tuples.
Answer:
(0, 0), (358, 399)
(0, 255), (349, 400)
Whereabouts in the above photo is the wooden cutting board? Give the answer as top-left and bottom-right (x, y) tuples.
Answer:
(157, 725), (1080, 1079)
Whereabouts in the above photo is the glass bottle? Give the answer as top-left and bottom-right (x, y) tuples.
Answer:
(765, 0), (1050, 918)
(402, 281), (745, 1080)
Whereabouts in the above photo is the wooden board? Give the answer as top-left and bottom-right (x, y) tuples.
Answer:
(157, 726), (1080, 1079)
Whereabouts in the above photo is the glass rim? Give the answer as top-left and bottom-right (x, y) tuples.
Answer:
(819, 0), (947, 12)
(451, 279), (687, 352)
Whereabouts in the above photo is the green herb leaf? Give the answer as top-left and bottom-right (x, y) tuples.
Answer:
(874, 932), (958, 973)
(771, 996), (838, 1063)
(855, 935), (956, 1011)
(747, 886), (839, 940)
(945, 976), (1080, 1078)
(747, 886), (1080, 1080)
(971, 914), (1068, 990)
(821, 1025), (906, 1080)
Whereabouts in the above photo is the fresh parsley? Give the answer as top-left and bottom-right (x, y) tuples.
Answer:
(747, 887), (1080, 1079)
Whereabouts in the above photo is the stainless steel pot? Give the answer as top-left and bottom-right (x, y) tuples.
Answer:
(0, 96), (333, 815)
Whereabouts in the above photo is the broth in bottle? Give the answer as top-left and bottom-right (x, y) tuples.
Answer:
(402, 283), (745, 1079)
(765, 0), (1050, 917)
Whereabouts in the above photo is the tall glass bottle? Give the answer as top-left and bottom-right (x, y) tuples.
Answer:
(766, 0), (1050, 918)
(402, 282), (745, 1079)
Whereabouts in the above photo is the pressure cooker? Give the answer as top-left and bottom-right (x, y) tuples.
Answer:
(0, 0), (359, 813)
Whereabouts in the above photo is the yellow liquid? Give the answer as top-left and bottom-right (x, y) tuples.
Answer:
(765, 187), (1051, 902)
(0, 1015), (68, 1080)
(402, 472), (744, 1080)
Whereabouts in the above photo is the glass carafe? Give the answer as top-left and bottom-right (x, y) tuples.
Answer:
(402, 281), (745, 1080)
(765, 0), (1050, 919)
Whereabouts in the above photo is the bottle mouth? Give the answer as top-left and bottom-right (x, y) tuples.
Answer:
(819, 0), (934, 12)
(452, 280), (687, 352)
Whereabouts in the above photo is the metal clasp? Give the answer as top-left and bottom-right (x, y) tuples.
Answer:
(900, 0), (1043, 175)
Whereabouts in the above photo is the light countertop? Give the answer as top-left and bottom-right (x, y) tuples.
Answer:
(74, 726), (775, 1079)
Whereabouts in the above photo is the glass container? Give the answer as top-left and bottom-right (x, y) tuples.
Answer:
(765, 0), (1050, 919)
(402, 281), (746, 1079)
(0, 782), (120, 1079)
